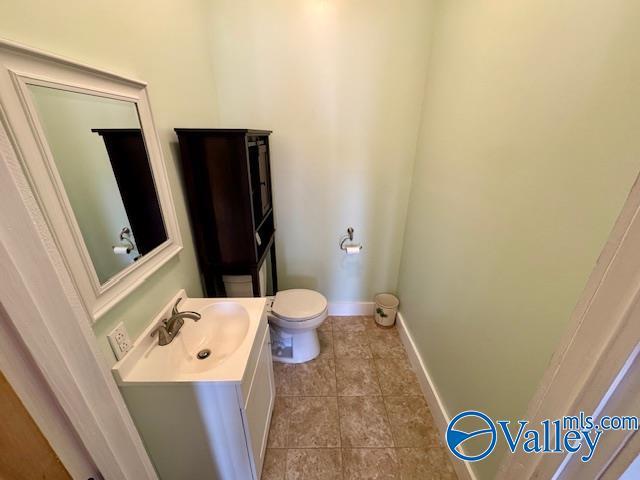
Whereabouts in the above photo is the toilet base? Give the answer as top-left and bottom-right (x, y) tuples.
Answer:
(270, 325), (320, 364)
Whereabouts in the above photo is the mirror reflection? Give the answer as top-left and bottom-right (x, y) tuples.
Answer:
(28, 85), (167, 284)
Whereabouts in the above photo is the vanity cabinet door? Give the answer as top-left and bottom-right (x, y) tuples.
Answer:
(242, 327), (275, 478)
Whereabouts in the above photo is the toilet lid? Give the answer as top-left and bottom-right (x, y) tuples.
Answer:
(272, 289), (328, 322)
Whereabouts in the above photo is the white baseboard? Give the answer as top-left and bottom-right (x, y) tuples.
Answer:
(328, 301), (374, 316)
(396, 311), (477, 480)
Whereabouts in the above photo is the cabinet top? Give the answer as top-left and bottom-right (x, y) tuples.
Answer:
(174, 128), (272, 136)
(91, 128), (141, 134)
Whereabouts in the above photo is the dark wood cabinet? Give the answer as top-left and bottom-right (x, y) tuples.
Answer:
(92, 128), (167, 255)
(175, 128), (277, 297)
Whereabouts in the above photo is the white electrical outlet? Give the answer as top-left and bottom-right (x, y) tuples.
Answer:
(108, 322), (133, 361)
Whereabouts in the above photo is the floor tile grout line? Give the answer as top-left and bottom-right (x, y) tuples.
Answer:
(336, 315), (364, 479)
(372, 318), (412, 478)
(330, 322), (347, 479)
(367, 319), (399, 451)
(284, 395), (290, 474)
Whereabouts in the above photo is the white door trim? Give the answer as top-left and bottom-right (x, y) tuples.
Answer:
(557, 344), (639, 478)
(0, 106), (157, 478)
(0, 304), (98, 479)
(497, 178), (640, 479)
(601, 430), (640, 479)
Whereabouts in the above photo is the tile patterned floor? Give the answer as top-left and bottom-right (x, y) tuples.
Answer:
(262, 316), (458, 480)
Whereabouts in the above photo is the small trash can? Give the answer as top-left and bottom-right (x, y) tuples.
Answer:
(374, 293), (399, 327)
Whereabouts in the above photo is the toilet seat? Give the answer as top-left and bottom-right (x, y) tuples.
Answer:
(271, 289), (327, 322)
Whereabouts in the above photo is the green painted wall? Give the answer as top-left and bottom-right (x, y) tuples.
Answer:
(0, 0), (220, 362)
(397, 1), (640, 477)
(206, 0), (435, 302)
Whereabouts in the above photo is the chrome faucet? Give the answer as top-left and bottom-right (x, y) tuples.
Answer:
(151, 297), (202, 346)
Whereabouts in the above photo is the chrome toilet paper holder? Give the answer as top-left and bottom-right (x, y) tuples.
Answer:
(113, 226), (136, 254)
(340, 227), (363, 252)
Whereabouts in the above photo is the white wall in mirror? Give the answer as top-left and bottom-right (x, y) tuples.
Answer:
(0, 39), (182, 321)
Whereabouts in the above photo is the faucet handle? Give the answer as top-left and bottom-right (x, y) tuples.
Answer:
(172, 297), (183, 315)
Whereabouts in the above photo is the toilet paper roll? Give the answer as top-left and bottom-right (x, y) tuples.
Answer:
(112, 245), (131, 255)
(345, 244), (361, 255)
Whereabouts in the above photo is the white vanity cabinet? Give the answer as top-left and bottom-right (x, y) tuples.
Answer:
(116, 301), (275, 480)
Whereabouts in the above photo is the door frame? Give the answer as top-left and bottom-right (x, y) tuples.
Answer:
(558, 344), (639, 478)
(0, 304), (97, 479)
(497, 177), (640, 478)
(0, 92), (157, 479)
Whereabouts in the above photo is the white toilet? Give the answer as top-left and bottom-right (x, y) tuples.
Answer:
(267, 289), (328, 363)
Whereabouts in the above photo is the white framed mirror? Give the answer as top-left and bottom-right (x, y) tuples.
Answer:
(0, 39), (182, 321)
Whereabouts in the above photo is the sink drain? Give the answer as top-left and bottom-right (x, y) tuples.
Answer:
(196, 349), (211, 360)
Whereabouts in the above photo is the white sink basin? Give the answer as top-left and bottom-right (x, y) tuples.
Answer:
(167, 302), (251, 374)
(112, 291), (267, 384)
